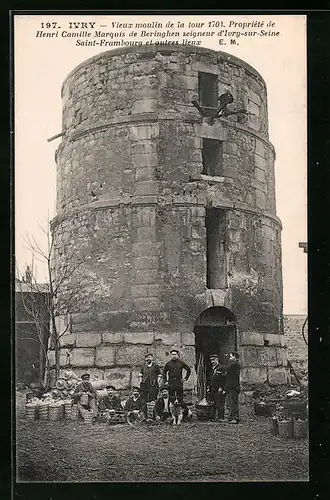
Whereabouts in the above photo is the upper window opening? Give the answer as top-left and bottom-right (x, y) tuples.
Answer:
(198, 72), (218, 108)
(202, 139), (223, 177)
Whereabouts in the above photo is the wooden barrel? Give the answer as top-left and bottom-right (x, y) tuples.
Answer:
(25, 404), (37, 420)
(293, 419), (308, 439)
(278, 419), (293, 439)
(38, 404), (49, 421)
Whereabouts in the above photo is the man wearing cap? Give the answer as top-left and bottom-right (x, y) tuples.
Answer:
(102, 385), (122, 412)
(139, 353), (162, 403)
(207, 354), (227, 422)
(225, 351), (241, 424)
(73, 372), (97, 416)
(153, 385), (174, 423)
(163, 349), (191, 403)
(124, 386), (147, 417)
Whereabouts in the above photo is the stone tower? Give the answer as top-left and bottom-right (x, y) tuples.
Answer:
(50, 45), (287, 392)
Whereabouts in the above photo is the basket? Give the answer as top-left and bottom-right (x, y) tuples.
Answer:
(38, 403), (49, 421)
(70, 404), (79, 420)
(190, 404), (197, 421)
(254, 401), (275, 417)
(83, 410), (94, 424)
(270, 416), (279, 436)
(25, 404), (38, 420)
(64, 400), (73, 419)
(293, 419), (308, 439)
(282, 400), (307, 420)
(195, 403), (214, 421)
(108, 410), (127, 424)
(278, 419), (293, 439)
(49, 403), (65, 421)
(146, 401), (156, 420)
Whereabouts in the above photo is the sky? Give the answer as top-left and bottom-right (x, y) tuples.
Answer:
(14, 14), (307, 314)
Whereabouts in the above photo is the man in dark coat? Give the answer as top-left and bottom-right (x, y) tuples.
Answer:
(72, 372), (97, 416)
(153, 385), (173, 423)
(163, 349), (191, 403)
(225, 351), (241, 424)
(207, 354), (227, 422)
(101, 385), (122, 411)
(139, 353), (162, 402)
(124, 386), (147, 417)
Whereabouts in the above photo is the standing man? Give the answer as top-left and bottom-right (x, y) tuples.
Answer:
(225, 351), (241, 424)
(139, 353), (162, 402)
(163, 348), (191, 403)
(207, 354), (227, 422)
(72, 372), (97, 417)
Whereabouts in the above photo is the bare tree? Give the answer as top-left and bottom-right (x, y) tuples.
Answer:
(17, 218), (127, 387)
(16, 223), (85, 387)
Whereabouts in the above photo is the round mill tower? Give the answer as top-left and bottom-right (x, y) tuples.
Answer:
(50, 45), (288, 393)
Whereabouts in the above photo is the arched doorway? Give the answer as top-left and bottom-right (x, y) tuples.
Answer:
(194, 306), (237, 399)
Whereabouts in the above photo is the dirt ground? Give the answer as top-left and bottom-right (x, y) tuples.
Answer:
(15, 397), (308, 483)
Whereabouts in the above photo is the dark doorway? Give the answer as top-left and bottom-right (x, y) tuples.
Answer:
(194, 307), (237, 399)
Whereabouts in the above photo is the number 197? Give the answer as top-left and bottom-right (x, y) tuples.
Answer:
(40, 22), (58, 28)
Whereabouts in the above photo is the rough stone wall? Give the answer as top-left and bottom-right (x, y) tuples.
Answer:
(50, 46), (285, 390)
(283, 315), (308, 369)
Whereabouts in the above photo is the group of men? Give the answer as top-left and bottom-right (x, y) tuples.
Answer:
(72, 347), (241, 424)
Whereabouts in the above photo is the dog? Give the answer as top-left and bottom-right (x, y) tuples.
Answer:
(169, 398), (184, 425)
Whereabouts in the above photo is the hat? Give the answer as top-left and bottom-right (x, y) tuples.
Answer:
(170, 348), (179, 354)
(81, 372), (90, 379)
(160, 384), (170, 391)
(145, 352), (153, 358)
(106, 385), (116, 390)
(56, 378), (66, 389)
(63, 370), (72, 380)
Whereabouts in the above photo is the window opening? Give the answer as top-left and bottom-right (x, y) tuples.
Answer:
(198, 72), (218, 108)
(206, 208), (227, 289)
(202, 139), (223, 176)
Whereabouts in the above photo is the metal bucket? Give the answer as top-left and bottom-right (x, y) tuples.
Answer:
(80, 393), (89, 406)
